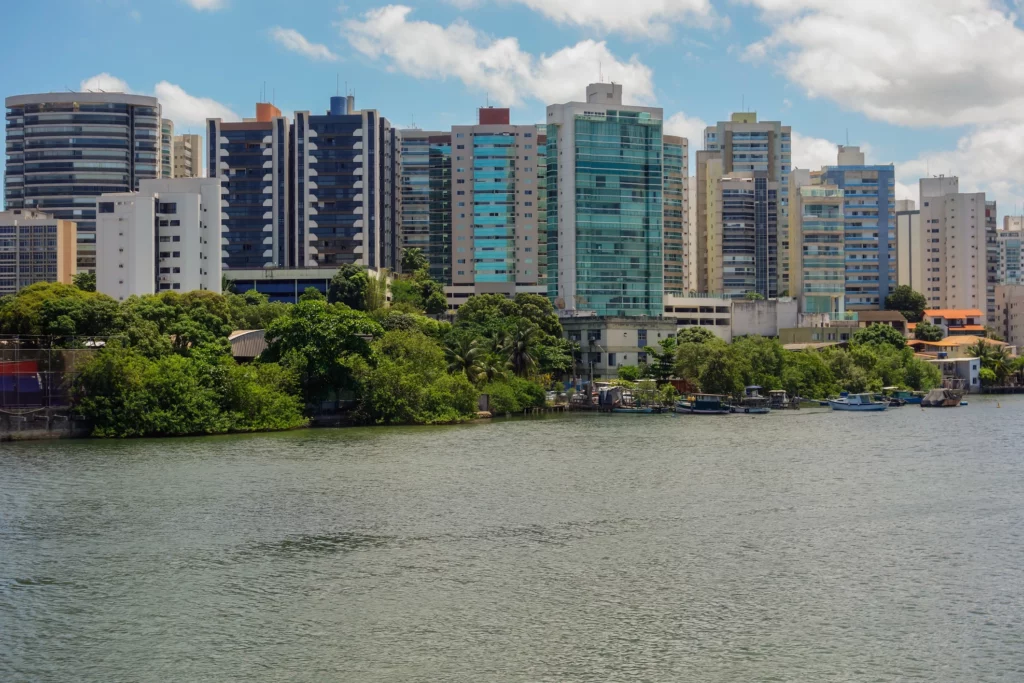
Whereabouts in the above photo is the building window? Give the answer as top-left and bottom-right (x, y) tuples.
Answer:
(157, 202), (177, 214)
(608, 353), (617, 367)
(98, 202), (115, 214)
(637, 329), (647, 347)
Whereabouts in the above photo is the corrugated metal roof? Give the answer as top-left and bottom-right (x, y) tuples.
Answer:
(229, 330), (267, 359)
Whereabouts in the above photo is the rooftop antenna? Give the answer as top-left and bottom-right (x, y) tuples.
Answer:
(599, 61), (604, 83)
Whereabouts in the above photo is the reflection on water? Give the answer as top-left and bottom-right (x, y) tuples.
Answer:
(2, 402), (1024, 682)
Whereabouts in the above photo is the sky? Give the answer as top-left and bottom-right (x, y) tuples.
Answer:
(4, 0), (1024, 219)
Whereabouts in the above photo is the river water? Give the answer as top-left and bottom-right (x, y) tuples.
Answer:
(2, 398), (1023, 682)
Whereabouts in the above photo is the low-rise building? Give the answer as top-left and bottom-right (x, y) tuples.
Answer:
(921, 309), (986, 337)
(854, 310), (909, 335)
(96, 178), (222, 300)
(0, 209), (77, 296)
(663, 295), (733, 341)
(560, 315), (678, 380)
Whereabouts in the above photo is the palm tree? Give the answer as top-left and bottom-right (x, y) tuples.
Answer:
(445, 337), (483, 383)
(966, 340), (992, 363)
(477, 356), (510, 384)
(505, 322), (539, 377)
(988, 346), (1012, 385)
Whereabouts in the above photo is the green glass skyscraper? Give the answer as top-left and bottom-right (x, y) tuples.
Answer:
(546, 84), (664, 317)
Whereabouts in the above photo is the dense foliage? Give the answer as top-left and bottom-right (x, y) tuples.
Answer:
(0, 276), (558, 436)
(885, 285), (927, 323)
(672, 327), (941, 399)
(914, 322), (945, 342)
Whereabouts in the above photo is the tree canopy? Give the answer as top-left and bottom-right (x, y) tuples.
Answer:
(852, 323), (907, 349)
(914, 322), (944, 342)
(885, 285), (927, 323)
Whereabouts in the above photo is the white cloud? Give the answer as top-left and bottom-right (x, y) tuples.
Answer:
(742, 0), (1024, 128)
(80, 73), (131, 93)
(459, 0), (718, 39)
(897, 121), (1024, 215)
(80, 73), (239, 128)
(270, 27), (339, 62)
(791, 132), (837, 170)
(183, 0), (226, 10)
(342, 5), (654, 106)
(664, 112), (707, 146)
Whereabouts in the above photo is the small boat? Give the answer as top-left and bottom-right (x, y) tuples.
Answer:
(828, 393), (888, 412)
(884, 388), (924, 405)
(769, 390), (800, 410)
(733, 386), (771, 414)
(675, 393), (732, 415)
(921, 383), (965, 408)
(612, 406), (655, 414)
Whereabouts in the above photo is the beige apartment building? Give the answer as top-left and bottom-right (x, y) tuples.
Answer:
(173, 134), (202, 178)
(994, 285), (1024, 349)
(895, 199), (924, 293)
(919, 177), (997, 323)
(0, 209), (77, 296)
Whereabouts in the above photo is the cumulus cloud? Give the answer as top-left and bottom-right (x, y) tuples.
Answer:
(270, 27), (339, 62)
(791, 132), (838, 170)
(183, 0), (226, 10)
(457, 0), (718, 39)
(80, 73), (239, 128)
(342, 5), (654, 106)
(742, 0), (1024, 128)
(664, 111), (707, 145)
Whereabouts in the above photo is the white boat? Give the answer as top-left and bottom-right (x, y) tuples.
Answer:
(828, 393), (888, 412)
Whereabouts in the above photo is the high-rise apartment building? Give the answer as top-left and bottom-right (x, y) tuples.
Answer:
(985, 200), (1000, 322)
(703, 113), (791, 294)
(0, 209), (77, 296)
(819, 146), (895, 310)
(5, 92), (162, 271)
(919, 177), (995, 321)
(895, 199), (924, 293)
(445, 108), (547, 303)
(705, 158), (779, 299)
(789, 177), (845, 314)
(293, 96), (401, 271)
(998, 217), (1023, 285)
(161, 119), (175, 179)
(662, 135), (689, 297)
(399, 129), (447, 271)
(687, 175), (698, 293)
(994, 284), (1024, 348)
(96, 178), (222, 300)
(208, 103), (290, 270)
(546, 83), (664, 317)
(173, 134), (202, 178)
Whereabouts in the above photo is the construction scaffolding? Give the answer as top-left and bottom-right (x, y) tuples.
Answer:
(0, 336), (101, 409)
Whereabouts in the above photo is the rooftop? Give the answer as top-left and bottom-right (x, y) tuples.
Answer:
(924, 309), (984, 319)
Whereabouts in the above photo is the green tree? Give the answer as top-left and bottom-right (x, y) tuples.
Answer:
(445, 336), (484, 383)
(617, 365), (641, 381)
(699, 348), (743, 397)
(979, 367), (997, 386)
(72, 271), (96, 292)
(262, 299), (383, 405)
(424, 289), (448, 316)
(643, 337), (678, 382)
(0, 282), (121, 337)
(401, 247), (429, 274)
(914, 322), (944, 342)
(744, 291), (765, 301)
(885, 285), (927, 323)
(299, 287), (325, 302)
(677, 326), (717, 345)
(505, 322), (539, 377)
(364, 269), (389, 312)
(852, 323), (907, 349)
(327, 264), (369, 309)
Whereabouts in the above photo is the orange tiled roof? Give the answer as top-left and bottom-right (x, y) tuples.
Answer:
(923, 309), (984, 319)
(917, 335), (1007, 347)
(956, 325), (987, 332)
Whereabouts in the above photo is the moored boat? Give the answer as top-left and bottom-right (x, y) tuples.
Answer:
(828, 393), (888, 412)
(675, 393), (732, 415)
(733, 386), (771, 414)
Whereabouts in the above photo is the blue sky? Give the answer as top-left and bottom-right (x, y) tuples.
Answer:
(5, 0), (1024, 217)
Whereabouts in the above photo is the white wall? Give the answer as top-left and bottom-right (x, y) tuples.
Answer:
(97, 194), (156, 301)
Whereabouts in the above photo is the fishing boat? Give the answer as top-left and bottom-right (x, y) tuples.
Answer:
(675, 393), (732, 415)
(882, 387), (923, 405)
(733, 386), (771, 414)
(612, 406), (656, 414)
(921, 379), (966, 408)
(828, 393), (888, 412)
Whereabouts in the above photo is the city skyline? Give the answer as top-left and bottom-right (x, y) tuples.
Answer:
(4, 1), (1024, 222)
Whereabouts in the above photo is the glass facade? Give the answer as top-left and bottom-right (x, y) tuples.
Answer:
(796, 187), (845, 313)
(5, 94), (161, 271)
(822, 165), (895, 309)
(0, 221), (60, 295)
(663, 138), (686, 295)
(571, 111), (663, 316)
(472, 134), (516, 284)
(1000, 231), (1023, 284)
(428, 139), (452, 284)
(399, 134), (432, 265)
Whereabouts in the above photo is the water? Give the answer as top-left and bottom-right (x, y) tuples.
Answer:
(2, 399), (1024, 682)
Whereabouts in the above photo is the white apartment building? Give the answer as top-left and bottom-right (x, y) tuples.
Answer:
(998, 217), (1023, 285)
(994, 284), (1024, 349)
(96, 178), (222, 300)
(918, 177), (997, 323)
